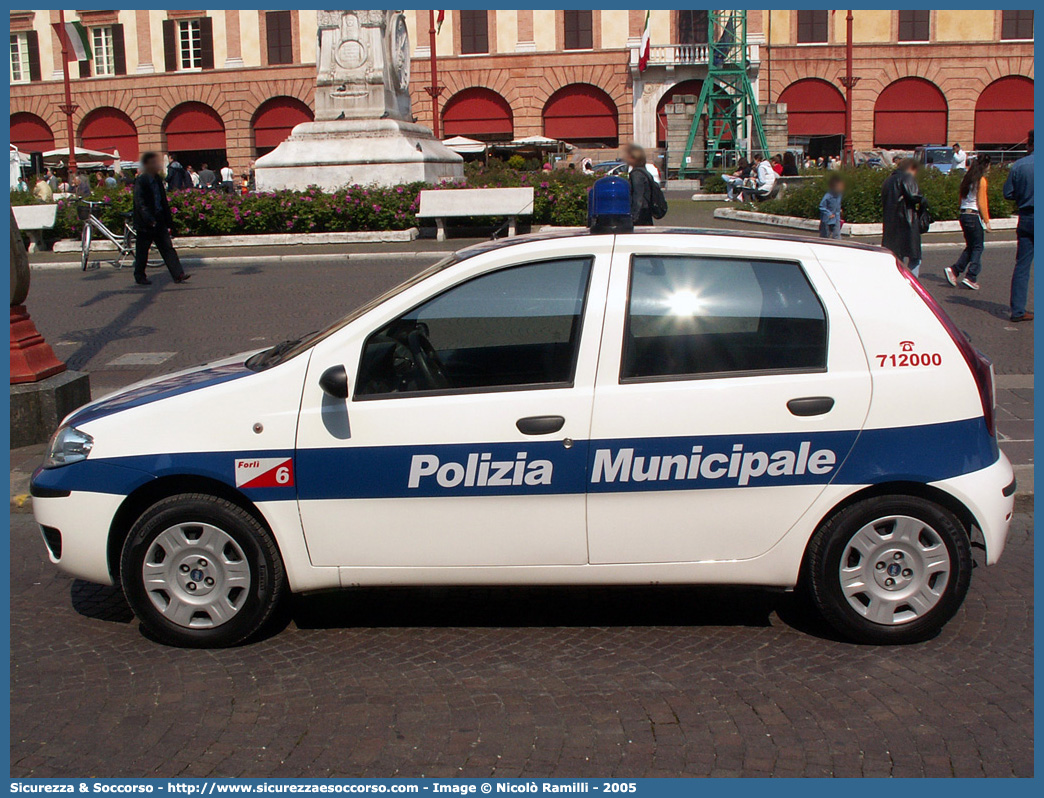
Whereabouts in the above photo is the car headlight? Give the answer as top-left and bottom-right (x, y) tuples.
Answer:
(43, 426), (94, 468)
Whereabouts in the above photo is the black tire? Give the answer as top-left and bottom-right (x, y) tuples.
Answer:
(120, 493), (286, 648)
(806, 495), (972, 644)
(80, 223), (92, 271)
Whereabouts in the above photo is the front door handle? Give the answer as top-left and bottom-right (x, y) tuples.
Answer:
(516, 415), (565, 435)
(787, 396), (835, 417)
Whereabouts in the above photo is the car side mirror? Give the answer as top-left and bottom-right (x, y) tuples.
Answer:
(319, 365), (349, 399)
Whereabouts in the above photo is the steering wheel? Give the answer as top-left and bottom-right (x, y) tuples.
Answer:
(407, 328), (450, 390)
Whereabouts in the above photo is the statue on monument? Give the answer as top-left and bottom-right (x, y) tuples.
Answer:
(254, 9), (462, 191)
(315, 10), (412, 122)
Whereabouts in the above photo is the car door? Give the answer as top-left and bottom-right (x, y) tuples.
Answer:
(587, 234), (872, 564)
(295, 237), (612, 568)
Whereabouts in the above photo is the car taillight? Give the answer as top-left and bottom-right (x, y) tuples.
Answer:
(898, 261), (996, 436)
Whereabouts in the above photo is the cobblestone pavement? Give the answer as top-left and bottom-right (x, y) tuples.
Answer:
(9, 511), (1033, 778)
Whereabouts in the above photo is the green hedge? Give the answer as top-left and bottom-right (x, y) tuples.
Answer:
(12, 166), (597, 243)
(754, 167), (1015, 224)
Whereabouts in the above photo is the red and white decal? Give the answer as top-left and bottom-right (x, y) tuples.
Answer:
(875, 341), (943, 369)
(235, 457), (294, 488)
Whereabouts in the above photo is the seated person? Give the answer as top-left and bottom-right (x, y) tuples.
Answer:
(740, 155), (778, 202)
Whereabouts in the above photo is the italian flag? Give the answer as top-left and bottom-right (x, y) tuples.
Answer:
(436, 10), (445, 34)
(638, 11), (651, 72)
(53, 20), (92, 62)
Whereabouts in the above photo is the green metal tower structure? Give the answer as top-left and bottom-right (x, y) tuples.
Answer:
(678, 10), (767, 177)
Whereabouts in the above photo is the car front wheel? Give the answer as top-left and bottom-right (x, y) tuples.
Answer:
(121, 493), (286, 647)
(807, 495), (972, 644)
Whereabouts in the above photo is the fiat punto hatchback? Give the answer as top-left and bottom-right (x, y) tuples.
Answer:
(32, 226), (1014, 647)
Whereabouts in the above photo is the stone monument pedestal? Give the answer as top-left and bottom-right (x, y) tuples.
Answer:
(11, 370), (91, 448)
(255, 118), (462, 192)
(254, 9), (463, 192)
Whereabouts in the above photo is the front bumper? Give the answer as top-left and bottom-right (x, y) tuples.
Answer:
(31, 490), (125, 585)
(932, 452), (1015, 565)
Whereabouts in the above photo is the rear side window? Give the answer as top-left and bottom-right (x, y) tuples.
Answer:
(622, 255), (827, 380)
(357, 258), (593, 397)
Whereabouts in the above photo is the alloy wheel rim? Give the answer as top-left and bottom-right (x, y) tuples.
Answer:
(838, 514), (951, 626)
(142, 522), (250, 629)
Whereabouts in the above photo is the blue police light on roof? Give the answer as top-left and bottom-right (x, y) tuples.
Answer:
(587, 176), (633, 234)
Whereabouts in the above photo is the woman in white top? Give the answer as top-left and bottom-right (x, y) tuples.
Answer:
(944, 155), (992, 291)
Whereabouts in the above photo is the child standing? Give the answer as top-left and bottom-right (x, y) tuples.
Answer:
(819, 175), (844, 239)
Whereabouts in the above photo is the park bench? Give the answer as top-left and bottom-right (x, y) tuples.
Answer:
(418, 187), (534, 241)
(12, 204), (57, 253)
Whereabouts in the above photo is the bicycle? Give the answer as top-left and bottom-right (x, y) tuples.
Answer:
(78, 200), (137, 272)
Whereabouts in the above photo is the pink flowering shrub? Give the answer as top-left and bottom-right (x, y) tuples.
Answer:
(38, 165), (596, 241)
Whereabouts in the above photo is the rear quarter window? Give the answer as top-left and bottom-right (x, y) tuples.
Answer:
(622, 255), (828, 381)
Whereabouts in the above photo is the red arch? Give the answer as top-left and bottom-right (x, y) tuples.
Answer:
(163, 102), (226, 152)
(252, 96), (313, 151)
(874, 77), (947, 148)
(79, 107), (139, 161)
(778, 78), (846, 138)
(543, 84), (618, 145)
(656, 80), (703, 147)
(442, 87), (513, 141)
(11, 112), (54, 154)
(975, 76), (1034, 149)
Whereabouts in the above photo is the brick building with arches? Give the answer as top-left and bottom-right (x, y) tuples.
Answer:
(10, 9), (1034, 179)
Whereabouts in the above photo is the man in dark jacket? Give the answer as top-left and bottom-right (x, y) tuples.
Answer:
(881, 158), (925, 276)
(1004, 129), (1034, 322)
(165, 155), (191, 191)
(624, 144), (655, 225)
(132, 152), (190, 286)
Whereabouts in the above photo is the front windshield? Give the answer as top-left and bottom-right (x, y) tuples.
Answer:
(245, 253), (461, 371)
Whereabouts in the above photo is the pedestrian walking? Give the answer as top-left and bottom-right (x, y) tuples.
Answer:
(1004, 129), (1034, 322)
(219, 163), (234, 193)
(198, 163), (217, 190)
(944, 155), (992, 290)
(819, 175), (844, 239)
(187, 165), (200, 188)
(951, 143), (968, 171)
(624, 143), (655, 225)
(45, 168), (58, 192)
(782, 151), (800, 176)
(881, 158), (926, 276)
(131, 152), (191, 287)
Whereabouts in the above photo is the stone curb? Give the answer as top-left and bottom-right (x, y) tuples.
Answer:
(52, 227), (420, 253)
(30, 251), (447, 271)
(713, 207), (1019, 236)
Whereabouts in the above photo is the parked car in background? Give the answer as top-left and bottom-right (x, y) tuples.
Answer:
(918, 146), (958, 173)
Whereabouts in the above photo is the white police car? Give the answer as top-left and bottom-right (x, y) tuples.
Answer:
(32, 179), (1014, 647)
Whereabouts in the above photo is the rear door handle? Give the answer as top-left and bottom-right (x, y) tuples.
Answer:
(516, 415), (566, 435)
(787, 397), (835, 416)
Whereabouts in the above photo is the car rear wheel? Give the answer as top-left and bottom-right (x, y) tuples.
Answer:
(807, 495), (972, 644)
(120, 493), (286, 648)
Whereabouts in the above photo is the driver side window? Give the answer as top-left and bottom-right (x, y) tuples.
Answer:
(355, 257), (593, 398)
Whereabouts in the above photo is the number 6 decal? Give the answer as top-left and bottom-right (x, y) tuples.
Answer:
(235, 457), (295, 488)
